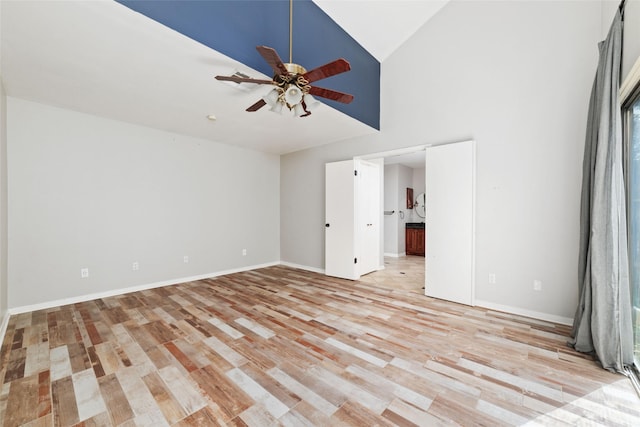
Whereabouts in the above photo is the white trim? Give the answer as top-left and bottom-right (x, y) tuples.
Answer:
(0, 311), (10, 349)
(279, 261), (325, 275)
(355, 139), (475, 163)
(8, 262), (279, 315)
(356, 144), (427, 161)
(471, 141), (477, 306)
(621, 55), (640, 101)
(474, 299), (574, 326)
(384, 252), (404, 258)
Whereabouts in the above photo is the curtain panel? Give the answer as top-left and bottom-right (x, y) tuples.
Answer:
(570, 10), (633, 373)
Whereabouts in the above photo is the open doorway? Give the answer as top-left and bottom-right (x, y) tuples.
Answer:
(354, 141), (476, 306)
(358, 149), (426, 292)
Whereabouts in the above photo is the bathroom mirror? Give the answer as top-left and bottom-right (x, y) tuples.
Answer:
(415, 192), (426, 218)
(406, 188), (414, 209)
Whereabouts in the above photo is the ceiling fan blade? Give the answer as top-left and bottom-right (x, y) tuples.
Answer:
(302, 59), (351, 83)
(256, 45), (290, 77)
(215, 75), (274, 85)
(246, 99), (267, 112)
(308, 86), (354, 104)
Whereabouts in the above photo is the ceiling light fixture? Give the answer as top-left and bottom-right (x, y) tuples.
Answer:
(260, 0), (313, 117)
(214, 0), (353, 117)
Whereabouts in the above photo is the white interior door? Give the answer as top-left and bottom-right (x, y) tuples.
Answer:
(325, 160), (358, 280)
(425, 140), (475, 305)
(357, 160), (380, 276)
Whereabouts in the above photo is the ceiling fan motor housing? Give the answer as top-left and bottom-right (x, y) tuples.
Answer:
(273, 63), (311, 108)
(283, 63), (306, 75)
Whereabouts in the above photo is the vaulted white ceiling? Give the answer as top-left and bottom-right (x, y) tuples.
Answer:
(314, 0), (449, 62)
(0, 0), (448, 154)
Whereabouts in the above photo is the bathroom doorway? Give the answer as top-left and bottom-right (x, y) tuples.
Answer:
(356, 140), (476, 306)
(359, 148), (427, 292)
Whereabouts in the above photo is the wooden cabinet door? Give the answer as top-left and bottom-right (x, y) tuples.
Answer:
(406, 228), (425, 256)
(415, 229), (425, 255)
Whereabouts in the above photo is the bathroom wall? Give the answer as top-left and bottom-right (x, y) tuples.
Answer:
(383, 163), (417, 256)
(383, 164), (400, 256)
(408, 167), (426, 223)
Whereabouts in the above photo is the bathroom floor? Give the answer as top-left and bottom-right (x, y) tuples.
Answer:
(358, 255), (425, 292)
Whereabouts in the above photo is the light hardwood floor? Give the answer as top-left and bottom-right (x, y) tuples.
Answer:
(0, 264), (638, 426)
(358, 256), (425, 292)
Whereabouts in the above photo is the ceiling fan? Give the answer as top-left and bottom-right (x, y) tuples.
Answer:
(214, 0), (354, 117)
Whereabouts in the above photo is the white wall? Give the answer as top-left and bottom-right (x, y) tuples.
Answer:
(0, 77), (8, 320)
(384, 163), (422, 255)
(383, 164), (399, 255)
(281, 0), (602, 321)
(0, 0), (7, 318)
(408, 167), (425, 223)
(397, 165), (413, 251)
(7, 98), (280, 308)
(623, 0), (640, 79)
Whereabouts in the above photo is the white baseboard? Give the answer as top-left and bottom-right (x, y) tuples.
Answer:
(474, 299), (574, 326)
(0, 310), (10, 349)
(5, 264), (574, 329)
(383, 252), (407, 258)
(8, 262), (279, 315)
(279, 261), (325, 275)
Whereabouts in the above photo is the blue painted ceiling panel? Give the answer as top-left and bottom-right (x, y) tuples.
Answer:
(117, 0), (380, 129)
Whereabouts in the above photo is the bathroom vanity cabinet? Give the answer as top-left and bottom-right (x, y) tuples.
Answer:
(405, 223), (425, 256)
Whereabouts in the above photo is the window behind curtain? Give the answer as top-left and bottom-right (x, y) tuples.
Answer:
(624, 85), (640, 368)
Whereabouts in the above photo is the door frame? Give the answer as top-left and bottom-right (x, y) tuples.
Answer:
(356, 140), (476, 305)
(356, 145), (428, 270)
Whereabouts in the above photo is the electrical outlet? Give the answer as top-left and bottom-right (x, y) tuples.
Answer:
(242, 249), (247, 256)
(183, 255), (189, 264)
(132, 262), (139, 271)
(80, 268), (89, 278)
(488, 273), (496, 284)
(533, 280), (542, 291)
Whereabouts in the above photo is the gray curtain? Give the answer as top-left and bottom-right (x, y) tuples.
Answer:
(570, 10), (633, 373)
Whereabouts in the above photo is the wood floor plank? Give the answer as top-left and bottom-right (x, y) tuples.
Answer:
(173, 405), (224, 427)
(51, 376), (79, 427)
(163, 341), (198, 373)
(3, 374), (39, 427)
(20, 413), (53, 427)
(73, 411), (112, 427)
(190, 365), (252, 421)
(331, 400), (395, 426)
(86, 346), (105, 378)
(3, 347), (27, 384)
(37, 370), (52, 418)
(98, 373), (134, 425)
(142, 371), (186, 424)
(0, 262), (637, 426)
(115, 365), (163, 418)
(383, 397), (446, 427)
(66, 342), (91, 374)
(158, 365), (208, 415)
(50, 345), (73, 381)
(72, 368), (107, 422)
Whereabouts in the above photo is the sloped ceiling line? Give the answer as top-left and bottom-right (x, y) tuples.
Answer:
(117, 0), (381, 130)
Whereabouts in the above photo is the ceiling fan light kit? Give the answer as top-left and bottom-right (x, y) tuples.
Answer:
(214, 0), (353, 118)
